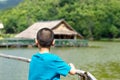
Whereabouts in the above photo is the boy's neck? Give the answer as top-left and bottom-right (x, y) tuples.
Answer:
(39, 47), (50, 54)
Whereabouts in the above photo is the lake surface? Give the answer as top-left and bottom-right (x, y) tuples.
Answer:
(0, 41), (120, 80)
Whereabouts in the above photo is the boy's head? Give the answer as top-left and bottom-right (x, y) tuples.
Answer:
(36, 28), (54, 48)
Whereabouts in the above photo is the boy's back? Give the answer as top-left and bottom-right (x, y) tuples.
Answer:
(29, 52), (71, 80)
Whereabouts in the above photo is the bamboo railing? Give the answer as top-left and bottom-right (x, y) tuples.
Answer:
(0, 53), (31, 63)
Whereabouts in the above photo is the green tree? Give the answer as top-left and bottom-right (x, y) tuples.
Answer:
(0, 0), (120, 39)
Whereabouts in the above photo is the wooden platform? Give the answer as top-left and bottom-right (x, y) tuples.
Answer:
(0, 38), (88, 48)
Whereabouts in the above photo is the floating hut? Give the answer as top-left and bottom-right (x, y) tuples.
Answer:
(0, 23), (4, 38)
(0, 20), (88, 48)
(15, 20), (83, 39)
(0, 23), (4, 29)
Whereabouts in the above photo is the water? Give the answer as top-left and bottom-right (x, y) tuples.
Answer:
(0, 41), (120, 80)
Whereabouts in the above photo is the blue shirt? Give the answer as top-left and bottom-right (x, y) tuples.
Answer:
(28, 52), (71, 80)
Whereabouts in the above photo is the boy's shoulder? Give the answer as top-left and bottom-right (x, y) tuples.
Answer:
(33, 52), (58, 57)
(32, 52), (62, 61)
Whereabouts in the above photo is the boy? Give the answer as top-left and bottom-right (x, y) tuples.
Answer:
(28, 28), (76, 80)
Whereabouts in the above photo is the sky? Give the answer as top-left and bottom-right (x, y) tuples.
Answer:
(0, 0), (7, 3)
(0, 0), (23, 9)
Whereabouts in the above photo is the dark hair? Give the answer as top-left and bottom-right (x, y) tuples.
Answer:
(37, 28), (54, 47)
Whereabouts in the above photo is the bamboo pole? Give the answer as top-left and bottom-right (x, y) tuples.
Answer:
(0, 53), (96, 80)
(0, 53), (31, 63)
(76, 70), (97, 80)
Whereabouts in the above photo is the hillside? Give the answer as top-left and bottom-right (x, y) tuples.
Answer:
(0, 0), (23, 9)
(0, 0), (120, 39)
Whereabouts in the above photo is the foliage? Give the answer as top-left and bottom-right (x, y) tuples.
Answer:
(0, 0), (120, 40)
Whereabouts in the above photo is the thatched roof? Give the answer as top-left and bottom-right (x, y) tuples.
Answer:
(0, 23), (4, 29)
(15, 20), (83, 39)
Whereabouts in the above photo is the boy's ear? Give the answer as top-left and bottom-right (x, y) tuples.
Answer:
(35, 39), (38, 45)
(52, 39), (55, 46)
